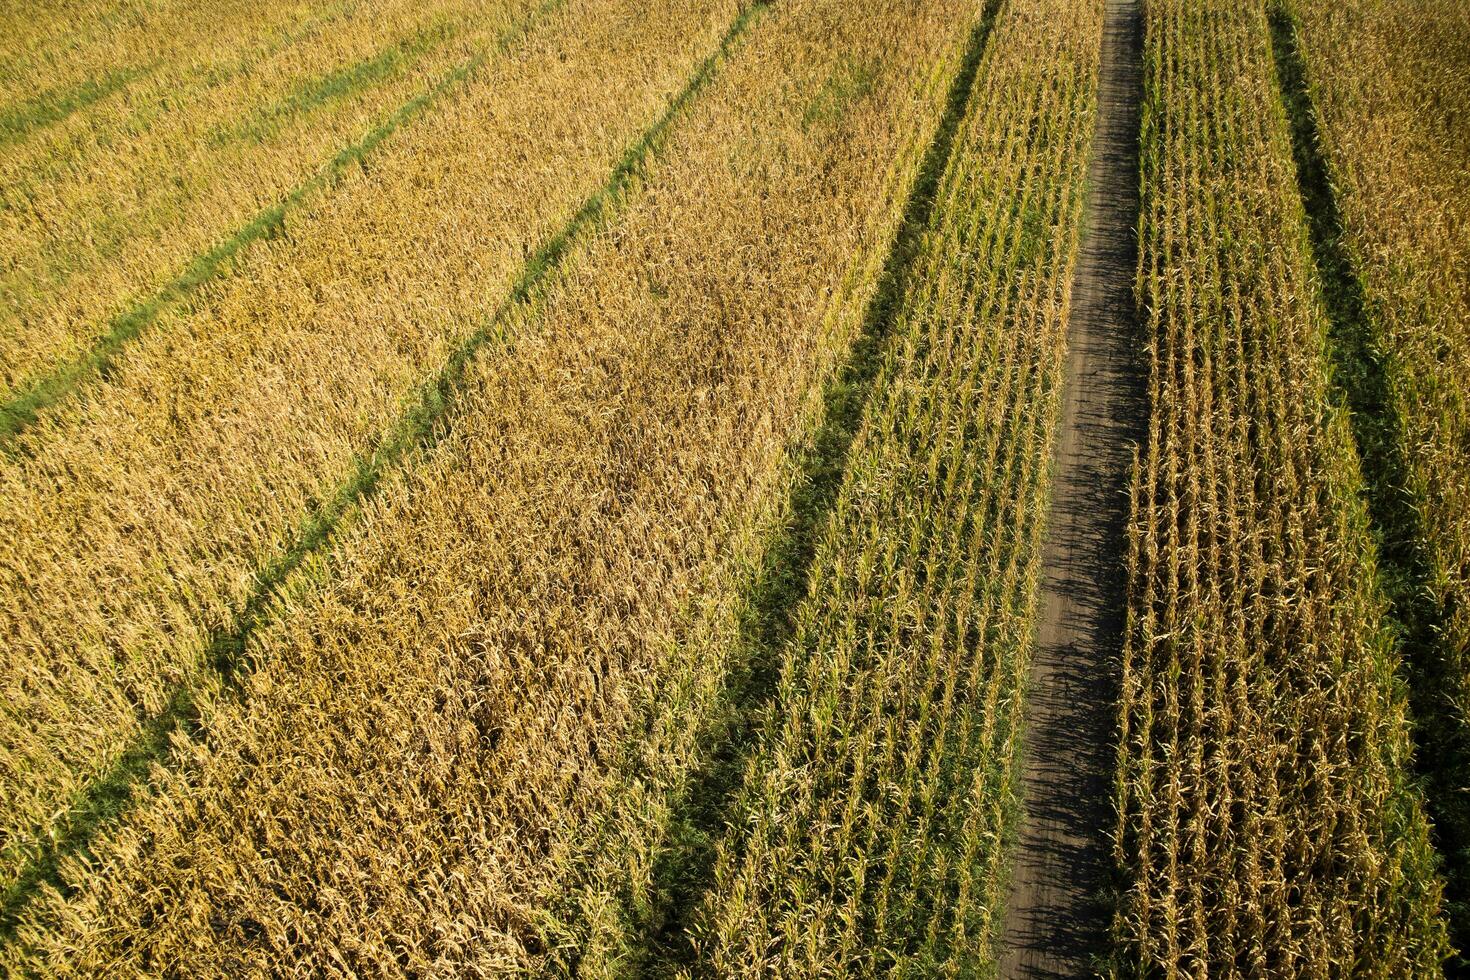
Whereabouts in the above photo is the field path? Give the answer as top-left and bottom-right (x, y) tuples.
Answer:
(996, 0), (1144, 975)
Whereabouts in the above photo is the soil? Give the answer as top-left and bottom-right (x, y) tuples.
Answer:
(995, 0), (1146, 975)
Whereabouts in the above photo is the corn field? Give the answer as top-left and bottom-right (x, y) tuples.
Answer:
(0, 0), (541, 399)
(0, 0), (737, 901)
(1277, 0), (1470, 957)
(2, 0), (983, 970)
(689, 0), (1099, 971)
(1110, 0), (1450, 971)
(0, 0), (1465, 973)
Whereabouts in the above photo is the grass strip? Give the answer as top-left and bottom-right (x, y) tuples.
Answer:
(0, 65), (151, 146)
(219, 18), (463, 145)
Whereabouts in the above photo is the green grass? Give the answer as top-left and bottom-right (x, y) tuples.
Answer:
(801, 56), (878, 129)
(216, 19), (462, 145)
(0, 66), (151, 146)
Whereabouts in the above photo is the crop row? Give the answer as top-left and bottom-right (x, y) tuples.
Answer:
(0, 0), (739, 904)
(1, 0), (543, 398)
(0, 0), (982, 970)
(1279, 0), (1470, 951)
(1110, 0), (1449, 971)
(681, 0), (1102, 973)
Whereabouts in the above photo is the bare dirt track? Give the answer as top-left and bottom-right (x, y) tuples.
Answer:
(996, 0), (1144, 976)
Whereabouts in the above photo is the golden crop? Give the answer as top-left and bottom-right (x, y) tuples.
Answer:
(1283, 0), (1470, 952)
(3, 0), (1466, 971)
(0, 0), (739, 902)
(690, 0), (1101, 971)
(0, 0), (538, 396)
(0, 0), (347, 112)
(1111, 0), (1449, 971)
(1, 0), (982, 970)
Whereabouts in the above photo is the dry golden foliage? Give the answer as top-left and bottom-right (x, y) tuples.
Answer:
(1111, 0), (1450, 971)
(687, 0), (1101, 972)
(1286, 0), (1470, 939)
(1, 0), (980, 971)
(0, 0), (538, 395)
(0, 0), (339, 112)
(0, 0), (739, 897)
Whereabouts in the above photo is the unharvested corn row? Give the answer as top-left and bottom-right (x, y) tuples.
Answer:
(1, 0), (982, 971)
(1110, 0), (1450, 971)
(687, 0), (1100, 972)
(1285, 0), (1470, 937)
(0, 0), (739, 898)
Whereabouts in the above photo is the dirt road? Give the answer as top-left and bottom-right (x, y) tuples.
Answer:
(996, 0), (1145, 975)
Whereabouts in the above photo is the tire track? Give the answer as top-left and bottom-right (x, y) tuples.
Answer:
(996, 0), (1144, 975)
